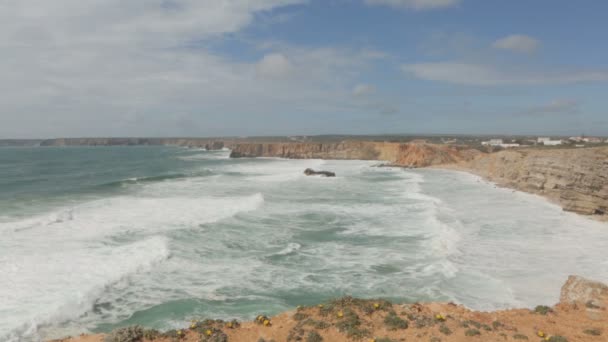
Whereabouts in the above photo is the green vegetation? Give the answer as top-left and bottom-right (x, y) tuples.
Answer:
(383, 312), (408, 330)
(438, 324), (452, 335)
(142, 329), (160, 340)
(303, 318), (330, 330)
(492, 321), (504, 330)
(375, 338), (394, 342)
(583, 328), (602, 336)
(512, 333), (529, 340)
(335, 308), (370, 339)
(547, 336), (569, 342)
(534, 305), (553, 315)
(305, 331), (323, 342)
(293, 312), (309, 321)
(465, 328), (481, 336)
(104, 326), (143, 342)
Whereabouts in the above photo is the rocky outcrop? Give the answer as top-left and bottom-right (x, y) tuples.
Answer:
(456, 147), (608, 218)
(229, 141), (475, 168)
(560, 275), (608, 308)
(304, 168), (336, 177)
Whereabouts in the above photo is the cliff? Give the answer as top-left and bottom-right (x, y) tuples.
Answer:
(51, 275), (608, 342)
(454, 147), (608, 218)
(229, 141), (477, 168)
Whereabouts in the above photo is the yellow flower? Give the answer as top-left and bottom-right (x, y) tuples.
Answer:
(373, 303), (380, 309)
(435, 314), (445, 321)
(318, 304), (324, 308)
(263, 319), (271, 326)
(177, 330), (183, 336)
(537, 330), (545, 337)
(337, 311), (344, 318)
(205, 329), (212, 336)
(370, 339), (376, 342)
(226, 322), (233, 328)
(257, 315), (264, 322)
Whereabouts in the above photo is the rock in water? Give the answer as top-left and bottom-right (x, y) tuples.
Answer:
(304, 168), (336, 177)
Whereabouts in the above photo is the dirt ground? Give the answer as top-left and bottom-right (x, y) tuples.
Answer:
(51, 295), (606, 342)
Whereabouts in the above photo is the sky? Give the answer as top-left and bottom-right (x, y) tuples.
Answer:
(1, 0), (607, 138)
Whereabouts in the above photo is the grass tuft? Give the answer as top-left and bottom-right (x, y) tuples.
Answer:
(465, 328), (481, 336)
(547, 336), (569, 342)
(305, 331), (323, 342)
(438, 324), (452, 335)
(583, 328), (602, 336)
(104, 326), (144, 342)
(383, 312), (408, 330)
(534, 305), (553, 315)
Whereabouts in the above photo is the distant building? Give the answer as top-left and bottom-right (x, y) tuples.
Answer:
(482, 139), (503, 146)
(481, 138), (519, 148)
(538, 137), (562, 146)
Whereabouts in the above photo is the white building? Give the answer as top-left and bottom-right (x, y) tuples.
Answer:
(482, 139), (503, 146)
(538, 137), (562, 146)
(481, 138), (519, 148)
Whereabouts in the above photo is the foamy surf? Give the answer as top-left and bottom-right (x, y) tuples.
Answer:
(1, 147), (608, 341)
(0, 236), (170, 342)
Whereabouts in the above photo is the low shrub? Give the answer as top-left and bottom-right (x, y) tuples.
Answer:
(105, 326), (144, 342)
(383, 312), (408, 330)
(465, 328), (480, 336)
(534, 305), (553, 315)
(305, 331), (323, 342)
(583, 328), (602, 336)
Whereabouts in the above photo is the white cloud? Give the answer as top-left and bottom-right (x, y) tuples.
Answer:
(526, 99), (580, 115)
(352, 83), (376, 96)
(492, 34), (540, 53)
(0, 0), (389, 137)
(256, 53), (294, 79)
(364, 0), (460, 10)
(402, 62), (608, 86)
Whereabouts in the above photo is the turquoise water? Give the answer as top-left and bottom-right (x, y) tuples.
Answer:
(1, 146), (607, 341)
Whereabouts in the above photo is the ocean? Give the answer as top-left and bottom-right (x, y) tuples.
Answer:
(1, 146), (607, 341)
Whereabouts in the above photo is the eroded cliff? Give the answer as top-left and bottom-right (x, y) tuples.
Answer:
(456, 147), (608, 218)
(229, 141), (475, 167)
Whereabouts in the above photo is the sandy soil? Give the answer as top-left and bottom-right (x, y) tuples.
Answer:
(50, 293), (606, 342)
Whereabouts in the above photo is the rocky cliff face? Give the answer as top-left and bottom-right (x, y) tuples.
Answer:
(229, 141), (475, 167)
(459, 147), (608, 218)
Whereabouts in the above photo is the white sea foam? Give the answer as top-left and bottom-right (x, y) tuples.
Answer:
(3, 153), (608, 340)
(274, 242), (302, 256)
(1, 193), (264, 238)
(0, 236), (170, 342)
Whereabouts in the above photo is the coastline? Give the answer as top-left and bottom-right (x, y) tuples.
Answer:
(50, 276), (607, 342)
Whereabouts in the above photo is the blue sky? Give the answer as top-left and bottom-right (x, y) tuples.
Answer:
(1, 0), (607, 138)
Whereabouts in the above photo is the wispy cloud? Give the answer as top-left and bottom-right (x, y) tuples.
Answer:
(402, 62), (608, 85)
(364, 0), (460, 10)
(492, 34), (540, 54)
(524, 99), (580, 115)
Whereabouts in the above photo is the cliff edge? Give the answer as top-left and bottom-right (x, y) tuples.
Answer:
(51, 276), (608, 342)
(229, 141), (478, 168)
(451, 147), (608, 219)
